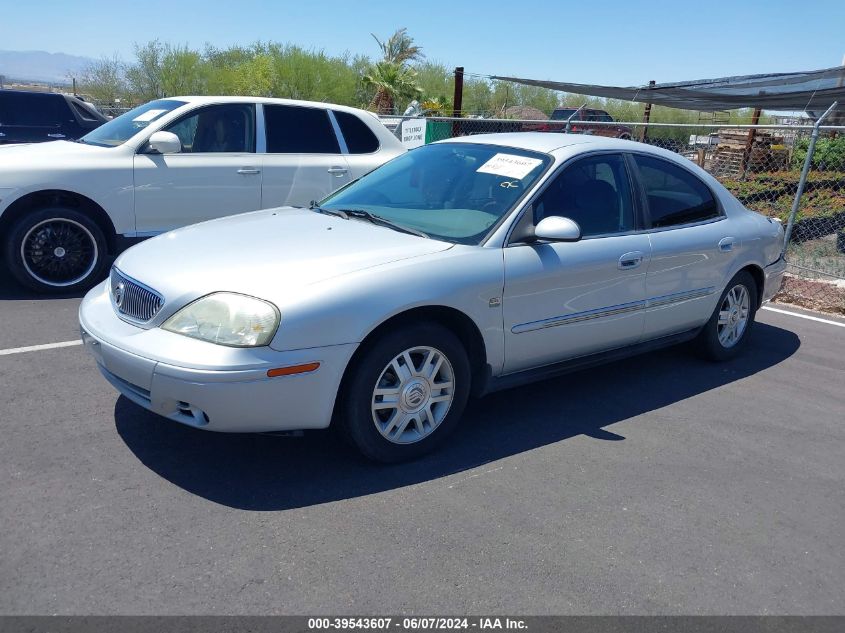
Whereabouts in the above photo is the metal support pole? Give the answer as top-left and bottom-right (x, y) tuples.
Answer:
(639, 80), (655, 142)
(451, 67), (464, 137)
(741, 107), (762, 175)
(783, 101), (838, 255)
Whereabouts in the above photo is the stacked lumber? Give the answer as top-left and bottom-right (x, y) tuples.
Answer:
(711, 129), (789, 175)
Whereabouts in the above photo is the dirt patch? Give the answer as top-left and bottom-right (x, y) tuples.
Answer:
(773, 274), (845, 315)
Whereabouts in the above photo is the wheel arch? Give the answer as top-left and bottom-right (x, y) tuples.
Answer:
(736, 263), (765, 309)
(0, 189), (117, 254)
(336, 304), (489, 413)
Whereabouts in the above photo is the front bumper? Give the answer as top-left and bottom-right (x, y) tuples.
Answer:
(79, 281), (358, 433)
(762, 256), (788, 304)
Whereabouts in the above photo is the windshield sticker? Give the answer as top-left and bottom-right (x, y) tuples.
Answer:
(477, 153), (543, 180)
(132, 109), (168, 122)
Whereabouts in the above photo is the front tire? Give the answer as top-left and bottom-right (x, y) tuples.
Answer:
(4, 207), (108, 293)
(695, 270), (758, 361)
(340, 323), (471, 462)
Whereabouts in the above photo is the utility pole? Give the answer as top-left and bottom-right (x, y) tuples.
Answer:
(639, 80), (656, 142)
(451, 66), (464, 137)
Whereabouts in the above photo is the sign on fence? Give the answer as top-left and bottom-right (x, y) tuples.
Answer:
(400, 118), (427, 149)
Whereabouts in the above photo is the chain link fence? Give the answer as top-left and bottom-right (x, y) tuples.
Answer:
(384, 115), (845, 314)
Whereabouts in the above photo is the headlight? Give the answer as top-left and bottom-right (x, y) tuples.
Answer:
(161, 292), (280, 347)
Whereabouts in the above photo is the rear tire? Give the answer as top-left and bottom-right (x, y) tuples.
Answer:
(340, 323), (471, 462)
(4, 206), (108, 294)
(695, 271), (758, 361)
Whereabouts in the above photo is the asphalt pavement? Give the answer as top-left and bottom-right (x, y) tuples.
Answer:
(1, 269), (843, 615)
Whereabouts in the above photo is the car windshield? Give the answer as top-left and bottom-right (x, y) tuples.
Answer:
(319, 142), (551, 244)
(80, 99), (186, 147)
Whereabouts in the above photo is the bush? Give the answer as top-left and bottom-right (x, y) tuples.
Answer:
(792, 137), (845, 170)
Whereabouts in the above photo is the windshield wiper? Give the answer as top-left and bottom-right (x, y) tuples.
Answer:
(338, 209), (429, 238)
(309, 203), (348, 219)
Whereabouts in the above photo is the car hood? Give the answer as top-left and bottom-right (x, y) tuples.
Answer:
(114, 207), (454, 306)
(0, 139), (108, 159)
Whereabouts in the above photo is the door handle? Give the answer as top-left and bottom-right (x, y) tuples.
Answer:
(718, 237), (735, 252)
(618, 251), (644, 270)
(47, 133), (66, 138)
(237, 168), (261, 175)
(327, 166), (348, 177)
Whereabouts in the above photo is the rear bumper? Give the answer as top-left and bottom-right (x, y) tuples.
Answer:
(762, 256), (787, 304)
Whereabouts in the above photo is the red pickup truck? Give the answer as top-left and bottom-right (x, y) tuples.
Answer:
(548, 107), (633, 139)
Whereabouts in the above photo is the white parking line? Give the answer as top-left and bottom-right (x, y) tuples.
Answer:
(762, 306), (845, 328)
(0, 340), (83, 356)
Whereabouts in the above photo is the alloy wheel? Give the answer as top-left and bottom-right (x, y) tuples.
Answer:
(717, 284), (750, 348)
(371, 346), (455, 444)
(20, 218), (98, 287)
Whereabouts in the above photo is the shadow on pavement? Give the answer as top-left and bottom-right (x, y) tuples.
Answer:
(115, 322), (800, 511)
(0, 268), (90, 300)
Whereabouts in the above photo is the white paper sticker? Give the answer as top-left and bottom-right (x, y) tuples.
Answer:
(477, 153), (543, 179)
(133, 109), (167, 122)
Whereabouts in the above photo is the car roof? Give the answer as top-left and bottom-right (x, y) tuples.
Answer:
(169, 95), (378, 118)
(0, 89), (62, 98)
(438, 132), (695, 164)
(437, 132), (639, 154)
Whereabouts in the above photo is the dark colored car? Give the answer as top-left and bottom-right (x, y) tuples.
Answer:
(0, 89), (107, 144)
(549, 107), (633, 139)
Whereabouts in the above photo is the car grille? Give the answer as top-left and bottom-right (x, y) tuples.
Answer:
(110, 268), (164, 323)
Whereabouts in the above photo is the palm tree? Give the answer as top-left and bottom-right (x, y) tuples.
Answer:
(365, 28), (424, 114)
(371, 28), (424, 65)
(364, 61), (422, 114)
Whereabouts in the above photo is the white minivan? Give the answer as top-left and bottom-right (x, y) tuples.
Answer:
(0, 96), (405, 293)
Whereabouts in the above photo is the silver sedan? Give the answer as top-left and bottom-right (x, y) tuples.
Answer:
(79, 133), (787, 462)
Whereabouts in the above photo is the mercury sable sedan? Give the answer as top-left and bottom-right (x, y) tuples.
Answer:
(79, 133), (786, 462)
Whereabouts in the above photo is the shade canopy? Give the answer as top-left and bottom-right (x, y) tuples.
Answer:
(491, 66), (845, 112)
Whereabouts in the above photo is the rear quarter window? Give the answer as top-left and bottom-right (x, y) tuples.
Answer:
(333, 110), (380, 153)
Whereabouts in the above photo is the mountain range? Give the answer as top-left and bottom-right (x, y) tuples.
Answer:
(0, 50), (94, 84)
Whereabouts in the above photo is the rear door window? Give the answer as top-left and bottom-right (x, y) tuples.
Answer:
(632, 154), (721, 228)
(264, 104), (340, 153)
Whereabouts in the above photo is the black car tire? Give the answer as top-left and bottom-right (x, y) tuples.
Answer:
(4, 206), (109, 294)
(695, 270), (758, 361)
(340, 323), (471, 462)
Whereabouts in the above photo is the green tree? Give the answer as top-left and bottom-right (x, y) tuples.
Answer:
(365, 28), (424, 113)
(125, 40), (165, 101)
(363, 61), (422, 114)
(159, 46), (208, 97)
(371, 27), (423, 65)
(77, 55), (126, 105)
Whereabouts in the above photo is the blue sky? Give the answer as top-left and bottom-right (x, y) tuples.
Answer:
(3, 0), (844, 85)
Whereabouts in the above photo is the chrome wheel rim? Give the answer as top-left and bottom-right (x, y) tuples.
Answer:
(371, 346), (455, 444)
(20, 218), (98, 287)
(717, 284), (750, 348)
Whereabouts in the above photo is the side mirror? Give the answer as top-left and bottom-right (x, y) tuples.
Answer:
(533, 216), (582, 242)
(146, 131), (181, 154)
